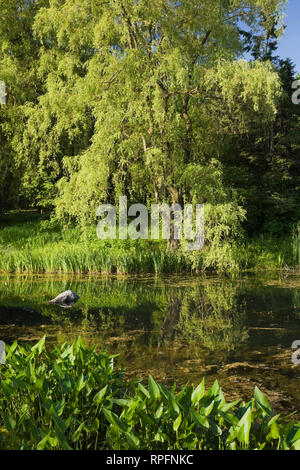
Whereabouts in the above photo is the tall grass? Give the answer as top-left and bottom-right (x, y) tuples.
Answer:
(233, 234), (300, 272)
(0, 212), (198, 274)
(0, 211), (299, 274)
(292, 225), (300, 268)
(0, 244), (195, 274)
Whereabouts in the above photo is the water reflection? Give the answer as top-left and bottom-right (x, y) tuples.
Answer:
(0, 274), (300, 416)
(176, 283), (249, 359)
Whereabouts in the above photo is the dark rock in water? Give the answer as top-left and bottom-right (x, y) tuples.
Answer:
(49, 290), (79, 308)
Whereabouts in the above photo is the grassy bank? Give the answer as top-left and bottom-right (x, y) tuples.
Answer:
(0, 338), (299, 450)
(0, 211), (299, 274)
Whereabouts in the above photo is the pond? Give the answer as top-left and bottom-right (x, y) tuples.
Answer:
(1, 273), (300, 418)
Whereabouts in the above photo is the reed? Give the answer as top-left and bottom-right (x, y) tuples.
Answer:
(292, 225), (300, 268)
(0, 212), (299, 274)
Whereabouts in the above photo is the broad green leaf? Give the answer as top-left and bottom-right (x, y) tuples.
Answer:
(109, 398), (130, 407)
(191, 379), (205, 405)
(267, 414), (281, 428)
(254, 386), (272, 416)
(218, 399), (240, 412)
(227, 405), (252, 446)
(269, 421), (280, 440)
(200, 399), (215, 417)
(103, 409), (127, 432)
(37, 433), (50, 450)
(53, 363), (65, 380)
(219, 411), (239, 426)
(76, 373), (86, 392)
(3, 412), (16, 431)
(287, 425), (300, 444)
(292, 439), (300, 450)
(31, 336), (46, 355)
(138, 383), (150, 399)
(190, 408), (210, 430)
(168, 394), (180, 415)
(125, 432), (140, 449)
(93, 385), (108, 404)
(210, 380), (221, 397)
(173, 412), (182, 432)
(155, 403), (164, 419)
(148, 375), (160, 401)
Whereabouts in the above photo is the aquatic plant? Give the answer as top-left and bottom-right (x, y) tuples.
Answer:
(0, 338), (299, 450)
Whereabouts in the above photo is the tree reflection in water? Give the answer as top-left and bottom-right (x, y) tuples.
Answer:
(156, 282), (248, 361)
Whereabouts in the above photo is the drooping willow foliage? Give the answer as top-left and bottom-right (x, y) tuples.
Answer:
(2, 1), (297, 238)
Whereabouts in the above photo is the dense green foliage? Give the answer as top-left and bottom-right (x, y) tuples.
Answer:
(1, 0), (299, 252)
(0, 337), (299, 450)
(0, 211), (299, 272)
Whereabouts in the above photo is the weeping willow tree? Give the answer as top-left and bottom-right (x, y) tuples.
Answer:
(0, 0), (286, 258)
(14, 0), (283, 219)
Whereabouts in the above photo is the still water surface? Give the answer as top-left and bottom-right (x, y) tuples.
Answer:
(1, 273), (300, 416)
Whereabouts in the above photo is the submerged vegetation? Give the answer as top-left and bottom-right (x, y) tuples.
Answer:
(0, 338), (300, 450)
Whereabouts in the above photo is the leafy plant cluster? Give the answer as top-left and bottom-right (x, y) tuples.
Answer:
(0, 338), (300, 450)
